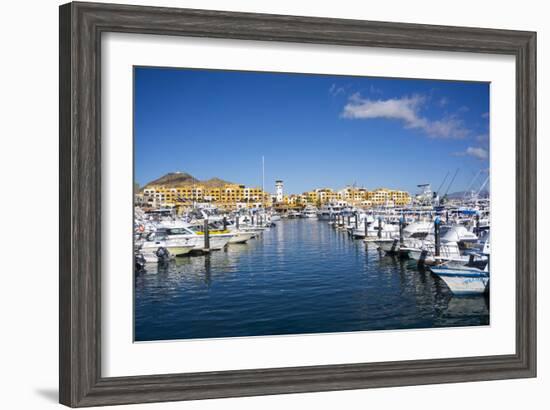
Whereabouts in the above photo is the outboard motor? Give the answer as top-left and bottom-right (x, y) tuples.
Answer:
(155, 246), (171, 263)
(135, 252), (146, 271)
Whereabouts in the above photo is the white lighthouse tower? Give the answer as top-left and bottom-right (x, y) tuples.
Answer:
(275, 180), (284, 203)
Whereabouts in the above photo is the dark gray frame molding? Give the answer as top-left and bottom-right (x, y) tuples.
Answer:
(59, 2), (536, 407)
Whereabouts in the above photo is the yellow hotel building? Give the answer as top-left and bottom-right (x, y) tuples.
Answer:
(140, 184), (271, 209)
(139, 183), (411, 209)
(281, 187), (411, 207)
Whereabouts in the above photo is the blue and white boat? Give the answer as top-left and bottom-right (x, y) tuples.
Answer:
(429, 264), (489, 295)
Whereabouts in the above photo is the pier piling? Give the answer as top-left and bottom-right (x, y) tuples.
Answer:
(204, 219), (210, 251)
(434, 217), (441, 257)
(378, 217), (382, 239)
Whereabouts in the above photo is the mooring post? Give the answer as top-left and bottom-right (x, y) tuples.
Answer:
(347, 215), (351, 226)
(354, 213), (358, 229)
(235, 214), (240, 230)
(446, 210), (449, 224)
(378, 217), (382, 238)
(251, 214), (255, 226)
(475, 213), (480, 235)
(434, 217), (441, 257)
(222, 216), (227, 231)
(364, 218), (368, 238)
(399, 216), (404, 245)
(204, 219), (210, 251)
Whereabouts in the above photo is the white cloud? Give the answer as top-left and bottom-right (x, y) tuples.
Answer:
(454, 146), (488, 160)
(341, 94), (469, 139)
(466, 147), (488, 159)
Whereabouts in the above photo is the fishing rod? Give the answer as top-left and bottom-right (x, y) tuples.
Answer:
(436, 171), (450, 196)
(444, 168), (460, 197)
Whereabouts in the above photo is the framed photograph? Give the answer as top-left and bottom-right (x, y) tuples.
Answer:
(59, 1), (536, 407)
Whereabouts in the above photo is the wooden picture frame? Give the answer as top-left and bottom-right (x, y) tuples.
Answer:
(59, 1), (536, 407)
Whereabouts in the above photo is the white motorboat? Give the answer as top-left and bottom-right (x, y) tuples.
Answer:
(208, 219), (256, 244)
(269, 213), (281, 222)
(301, 205), (318, 219)
(184, 223), (235, 250)
(429, 264), (489, 295)
(157, 222), (234, 251)
(317, 203), (344, 220)
(399, 224), (480, 264)
(140, 230), (195, 259)
(375, 221), (432, 253)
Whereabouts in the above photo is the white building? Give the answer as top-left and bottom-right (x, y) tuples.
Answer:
(275, 180), (284, 203)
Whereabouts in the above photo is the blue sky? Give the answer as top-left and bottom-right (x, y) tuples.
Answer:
(134, 67), (489, 195)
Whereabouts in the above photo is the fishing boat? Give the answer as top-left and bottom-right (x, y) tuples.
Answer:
(429, 264), (489, 295)
(399, 224), (481, 264)
(373, 220), (432, 252)
(301, 205), (318, 219)
(157, 222), (234, 251)
(139, 230), (195, 259)
(317, 203), (344, 220)
(210, 220), (257, 244)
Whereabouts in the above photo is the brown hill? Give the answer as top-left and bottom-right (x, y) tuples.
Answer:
(143, 172), (233, 188)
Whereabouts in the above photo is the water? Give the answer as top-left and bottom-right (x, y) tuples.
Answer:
(134, 219), (489, 341)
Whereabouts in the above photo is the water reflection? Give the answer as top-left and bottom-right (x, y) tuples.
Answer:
(135, 219), (489, 341)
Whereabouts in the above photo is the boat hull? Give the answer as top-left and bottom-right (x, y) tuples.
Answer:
(376, 239), (401, 253)
(430, 267), (489, 295)
(167, 246), (194, 256)
(228, 231), (255, 244)
(435, 274), (489, 295)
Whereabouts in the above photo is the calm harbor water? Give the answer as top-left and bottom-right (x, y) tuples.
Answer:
(134, 219), (489, 341)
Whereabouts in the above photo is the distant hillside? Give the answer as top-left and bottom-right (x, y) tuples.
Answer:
(445, 190), (490, 199)
(143, 172), (233, 189)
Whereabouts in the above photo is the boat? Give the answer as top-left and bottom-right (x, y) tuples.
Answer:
(317, 203), (344, 220)
(399, 224), (482, 264)
(184, 223), (235, 250)
(156, 222), (234, 251)
(269, 213), (281, 222)
(210, 220), (257, 244)
(374, 220), (433, 253)
(429, 264), (489, 295)
(301, 205), (318, 218)
(140, 229), (195, 258)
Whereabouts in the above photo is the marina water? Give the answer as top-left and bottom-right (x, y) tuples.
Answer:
(135, 218), (489, 341)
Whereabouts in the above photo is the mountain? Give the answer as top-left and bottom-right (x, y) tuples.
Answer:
(143, 172), (233, 189)
(445, 190), (490, 199)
